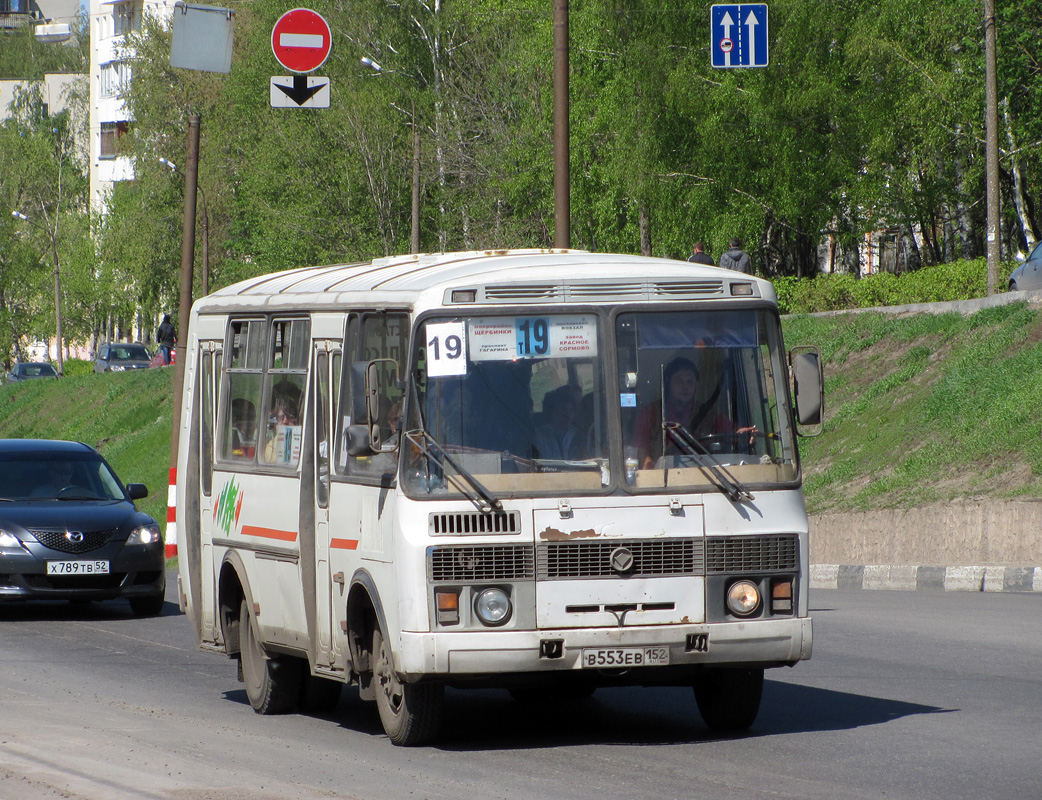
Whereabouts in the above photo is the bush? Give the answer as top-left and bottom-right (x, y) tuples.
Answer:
(773, 258), (1016, 314)
(62, 358), (94, 378)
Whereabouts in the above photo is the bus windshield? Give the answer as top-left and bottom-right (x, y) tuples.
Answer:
(618, 308), (798, 490)
(403, 307), (799, 500)
(405, 313), (609, 496)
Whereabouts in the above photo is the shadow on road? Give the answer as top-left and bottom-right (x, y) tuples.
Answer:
(219, 678), (947, 751)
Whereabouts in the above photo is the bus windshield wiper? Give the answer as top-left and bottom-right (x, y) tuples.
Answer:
(663, 422), (754, 503)
(403, 429), (503, 513)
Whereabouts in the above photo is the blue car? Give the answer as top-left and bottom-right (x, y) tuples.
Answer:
(0, 440), (166, 616)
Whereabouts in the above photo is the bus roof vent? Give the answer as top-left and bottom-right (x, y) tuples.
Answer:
(566, 282), (647, 300)
(653, 280), (725, 297)
(484, 284), (563, 302)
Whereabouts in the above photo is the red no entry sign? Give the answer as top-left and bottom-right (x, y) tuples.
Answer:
(271, 8), (331, 74)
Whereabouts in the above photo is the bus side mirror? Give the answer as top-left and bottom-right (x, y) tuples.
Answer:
(346, 424), (373, 456)
(790, 347), (824, 435)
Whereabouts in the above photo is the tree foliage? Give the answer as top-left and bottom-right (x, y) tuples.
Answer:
(5, 0), (1042, 358)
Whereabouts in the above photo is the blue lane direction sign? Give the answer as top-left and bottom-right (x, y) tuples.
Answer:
(711, 4), (768, 69)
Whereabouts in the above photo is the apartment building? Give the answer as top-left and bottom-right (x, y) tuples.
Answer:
(87, 0), (175, 212)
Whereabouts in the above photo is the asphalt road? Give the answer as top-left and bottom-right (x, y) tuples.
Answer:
(1, 574), (1039, 800)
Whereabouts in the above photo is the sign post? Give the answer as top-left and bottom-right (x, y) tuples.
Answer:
(270, 8), (331, 108)
(711, 4), (768, 69)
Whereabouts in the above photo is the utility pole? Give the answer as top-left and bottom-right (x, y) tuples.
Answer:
(553, 0), (570, 249)
(984, 0), (999, 295)
(169, 115), (200, 484)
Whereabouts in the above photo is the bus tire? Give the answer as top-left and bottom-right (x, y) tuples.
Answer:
(693, 667), (764, 732)
(372, 627), (443, 746)
(239, 599), (301, 714)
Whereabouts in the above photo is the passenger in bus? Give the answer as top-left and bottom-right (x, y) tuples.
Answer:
(533, 384), (583, 460)
(230, 398), (257, 457)
(630, 356), (756, 469)
(264, 381), (302, 464)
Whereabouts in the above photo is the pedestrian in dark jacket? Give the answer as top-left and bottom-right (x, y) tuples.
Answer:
(718, 239), (751, 274)
(157, 314), (176, 365)
(687, 242), (715, 265)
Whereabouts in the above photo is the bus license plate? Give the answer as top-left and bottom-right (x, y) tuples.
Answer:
(46, 560), (110, 575)
(581, 646), (670, 669)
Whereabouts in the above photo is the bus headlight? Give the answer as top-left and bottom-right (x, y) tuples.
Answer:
(726, 580), (761, 617)
(474, 587), (511, 626)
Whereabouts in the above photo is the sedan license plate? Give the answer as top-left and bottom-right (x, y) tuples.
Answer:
(581, 646), (670, 669)
(46, 560), (110, 575)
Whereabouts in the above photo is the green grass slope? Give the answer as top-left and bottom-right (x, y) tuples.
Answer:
(6, 303), (1042, 525)
(784, 301), (1042, 514)
(0, 366), (174, 527)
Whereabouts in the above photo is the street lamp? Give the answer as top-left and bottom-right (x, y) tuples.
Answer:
(361, 57), (421, 254)
(160, 157), (209, 296)
(11, 210), (64, 376)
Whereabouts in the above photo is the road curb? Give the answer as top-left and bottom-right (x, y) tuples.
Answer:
(810, 564), (1042, 593)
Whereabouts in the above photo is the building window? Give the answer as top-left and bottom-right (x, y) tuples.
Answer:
(114, 2), (139, 36)
(0, 0), (30, 14)
(100, 62), (131, 99)
(99, 121), (131, 159)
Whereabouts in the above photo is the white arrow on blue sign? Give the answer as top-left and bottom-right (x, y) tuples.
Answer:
(711, 4), (768, 69)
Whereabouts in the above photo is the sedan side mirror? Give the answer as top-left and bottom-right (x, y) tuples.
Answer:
(126, 483), (148, 500)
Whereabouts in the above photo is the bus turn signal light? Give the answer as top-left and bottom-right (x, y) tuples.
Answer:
(436, 590), (460, 626)
(772, 580), (793, 614)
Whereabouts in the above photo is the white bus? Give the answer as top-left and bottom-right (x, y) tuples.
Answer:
(175, 249), (823, 746)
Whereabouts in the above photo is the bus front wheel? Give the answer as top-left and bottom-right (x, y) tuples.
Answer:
(693, 667), (764, 731)
(239, 599), (301, 714)
(372, 627), (443, 746)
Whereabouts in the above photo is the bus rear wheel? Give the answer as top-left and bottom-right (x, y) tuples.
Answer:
(239, 599), (301, 714)
(372, 627), (443, 746)
(693, 667), (764, 732)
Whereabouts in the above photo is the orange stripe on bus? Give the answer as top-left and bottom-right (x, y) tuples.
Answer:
(330, 538), (359, 550)
(241, 526), (298, 542)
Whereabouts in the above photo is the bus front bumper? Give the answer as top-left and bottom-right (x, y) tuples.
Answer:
(398, 616), (812, 678)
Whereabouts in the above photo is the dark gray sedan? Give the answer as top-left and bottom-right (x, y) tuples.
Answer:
(1008, 240), (1042, 291)
(5, 362), (59, 382)
(94, 342), (153, 373)
(0, 439), (166, 616)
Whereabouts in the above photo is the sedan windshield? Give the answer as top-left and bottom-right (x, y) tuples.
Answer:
(0, 454), (127, 502)
(112, 345), (150, 361)
(405, 313), (608, 497)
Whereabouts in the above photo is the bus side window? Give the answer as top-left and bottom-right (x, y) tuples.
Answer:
(337, 312), (409, 479)
(221, 319), (265, 462)
(262, 318), (310, 467)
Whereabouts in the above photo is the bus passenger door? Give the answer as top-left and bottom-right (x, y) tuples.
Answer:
(312, 344), (341, 667)
(195, 343), (222, 643)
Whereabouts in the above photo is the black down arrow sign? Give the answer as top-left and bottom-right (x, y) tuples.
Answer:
(277, 75), (324, 105)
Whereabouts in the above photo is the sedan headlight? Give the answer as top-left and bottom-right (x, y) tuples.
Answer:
(0, 530), (23, 549)
(111, 365), (125, 372)
(473, 587), (511, 626)
(127, 524), (162, 546)
(726, 580), (761, 617)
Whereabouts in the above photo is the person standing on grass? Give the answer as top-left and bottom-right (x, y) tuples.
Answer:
(157, 314), (176, 365)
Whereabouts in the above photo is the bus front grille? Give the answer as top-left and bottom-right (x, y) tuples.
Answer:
(705, 535), (799, 573)
(429, 511), (521, 535)
(537, 539), (705, 579)
(428, 544), (535, 582)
